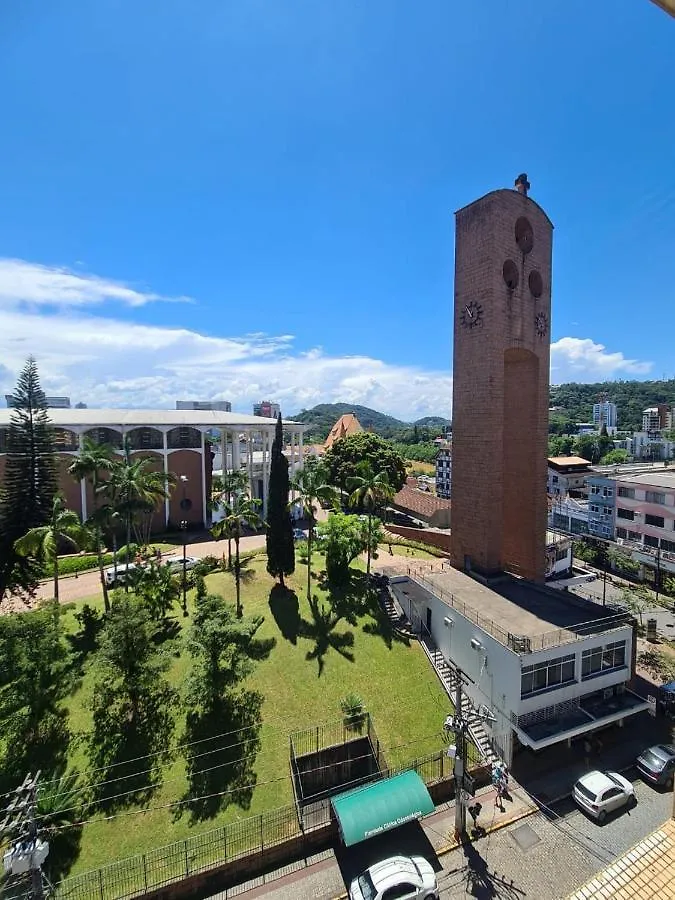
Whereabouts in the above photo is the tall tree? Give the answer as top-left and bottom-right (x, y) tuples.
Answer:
(290, 458), (338, 600)
(68, 437), (116, 612)
(216, 468), (249, 568)
(210, 494), (263, 617)
(14, 494), (87, 604)
(323, 431), (407, 493)
(265, 415), (295, 587)
(0, 358), (57, 601)
(104, 441), (175, 588)
(346, 462), (395, 576)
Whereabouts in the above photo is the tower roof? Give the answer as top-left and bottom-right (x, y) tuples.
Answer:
(324, 413), (363, 448)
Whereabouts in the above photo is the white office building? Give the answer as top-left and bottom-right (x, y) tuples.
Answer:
(176, 400), (232, 412)
(389, 566), (646, 765)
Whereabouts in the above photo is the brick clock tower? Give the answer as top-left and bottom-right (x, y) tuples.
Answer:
(450, 175), (553, 582)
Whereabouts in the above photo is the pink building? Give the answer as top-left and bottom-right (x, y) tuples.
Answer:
(614, 471), (675, 575)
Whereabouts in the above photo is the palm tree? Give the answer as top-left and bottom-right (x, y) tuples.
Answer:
(290, 460), (338, 600)
(105, 441), (176, 588)
(68, 438), (116, 612)
(347, 462), (395, 576)
(14, 494), (87, 603)
(215, 469), (249, 568)
(210, 494), (262, 617)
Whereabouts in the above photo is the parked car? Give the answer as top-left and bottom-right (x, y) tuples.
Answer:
(293, 528), (306, 541)
(348, 855), (438, 900)
(573, 770), (635, 822)
(636, 744), (675, 789)
(163, 555), (200, 574)
(103, 562), (138, 587)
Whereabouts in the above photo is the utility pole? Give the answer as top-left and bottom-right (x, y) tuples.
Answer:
(450, 666), (478, 843)
(1, 771), (48, 900)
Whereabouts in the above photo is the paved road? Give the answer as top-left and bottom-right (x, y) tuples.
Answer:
(28, 534), (267, 606)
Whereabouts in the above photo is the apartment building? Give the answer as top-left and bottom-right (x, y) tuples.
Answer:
(5, 394), (72, 409)
(547, 456), (593, 498)
(390, 567), (644, 765)
(613, 470), (675, 575)
(586, 474), (616, 540)
(548, 495), (589, 536)
(435, 441), (452, 499)
(253, 401), (280, 419)
(592, 401), (618, 431)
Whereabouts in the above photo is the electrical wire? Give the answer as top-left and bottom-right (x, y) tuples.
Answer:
(37, 732), (449, 832)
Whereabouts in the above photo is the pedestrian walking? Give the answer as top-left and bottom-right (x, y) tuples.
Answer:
(468, 801), (482, 830)
(495, 781), (504, 811)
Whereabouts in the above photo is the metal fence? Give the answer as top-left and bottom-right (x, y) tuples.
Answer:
(289, 714), (369, 761)
(54, 746), (466, 900)
(55, 804), (304, 900)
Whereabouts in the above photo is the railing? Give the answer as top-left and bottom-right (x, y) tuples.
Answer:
(289, 715), (368, 761)
(407, 570), (633, 653)
(53, 748), (471, 900)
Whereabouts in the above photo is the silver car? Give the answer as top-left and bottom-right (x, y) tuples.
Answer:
(348, 855), (438, 900)
(573, 770), (635, 823)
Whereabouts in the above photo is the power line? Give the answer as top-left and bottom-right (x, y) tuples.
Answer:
(39, 732), (448, 833)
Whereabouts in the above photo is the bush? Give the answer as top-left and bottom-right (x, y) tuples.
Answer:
(47, 543), (145, 578)
(384, 535), (447, 559)
(340, 694), (366, 732)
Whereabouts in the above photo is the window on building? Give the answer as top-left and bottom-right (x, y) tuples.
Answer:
(645, 514), (665, 528)
(616, 527), (627, 539)
(603, 488), (613, 498)
(582, 640), (626, 679)
(661, 539), (675, 553)
(551, 475), (559, 484)
(617, 508), (635, 521)
(521, 654), (575, 697)
(645, 535), (659, 548)
(628, 530), (641, 542)
(646, 491), (666, 505)
(590, 485), (600, 495)
(618, 487), (635, 499)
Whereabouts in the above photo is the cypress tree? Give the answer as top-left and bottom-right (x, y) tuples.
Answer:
(265, 414), (295, 587)
(0, 357), (58, 600)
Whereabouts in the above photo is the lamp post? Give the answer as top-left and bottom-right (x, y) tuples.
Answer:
(180, 520), (188, 616)
(179, 474), (189, 617)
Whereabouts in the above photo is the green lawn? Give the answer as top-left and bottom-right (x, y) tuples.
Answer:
(59, 551), (452, 876)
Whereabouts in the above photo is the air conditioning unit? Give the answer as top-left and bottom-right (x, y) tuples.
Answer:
(470, 638), (483, 652)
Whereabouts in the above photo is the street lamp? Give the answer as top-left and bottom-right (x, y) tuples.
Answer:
(179, 474), (190, 617)
(180, 520), (188, 616)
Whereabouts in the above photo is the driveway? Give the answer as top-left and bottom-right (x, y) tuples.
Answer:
(2, 533), (267, 612)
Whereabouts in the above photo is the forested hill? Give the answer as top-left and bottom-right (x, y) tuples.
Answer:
(550, 380), (675, 430)
(293, 403), (450, 442)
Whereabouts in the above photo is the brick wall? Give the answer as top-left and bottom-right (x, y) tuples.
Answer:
(387, 524), (451, 553)
(450, 187), (552, 581)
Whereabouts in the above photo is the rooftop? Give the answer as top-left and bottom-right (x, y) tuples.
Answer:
(0, 408), (304, 429)
(391, 485), (451, 522)
(396, 564), (629, 652)
(613, 470), (675, 489)
(323, 413), (363, 448)
(547, 456), (593, 470)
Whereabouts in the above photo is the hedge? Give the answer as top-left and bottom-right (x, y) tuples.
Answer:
(45, 544), (143, 578)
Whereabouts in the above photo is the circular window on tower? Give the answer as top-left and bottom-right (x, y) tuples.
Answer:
(528, 269), (543, 298)
(502, 259), (519, 290)
(515, 217), (534, 254)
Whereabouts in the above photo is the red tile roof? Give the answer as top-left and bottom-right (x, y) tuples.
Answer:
(392, 485), (451, 521)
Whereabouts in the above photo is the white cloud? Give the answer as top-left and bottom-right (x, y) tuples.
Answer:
(550, 337), (652, 381)
(0, 258), (653, 420)
(0, 258), (192, 309)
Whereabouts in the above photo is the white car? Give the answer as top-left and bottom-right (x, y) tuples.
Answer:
(163, 555), (200, 574)
(103, 562), (138, 587)
(348, 855), (438, 900)
(573, 770), (635, 823)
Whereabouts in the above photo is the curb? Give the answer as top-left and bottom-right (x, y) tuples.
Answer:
(434, 801), (539, 857)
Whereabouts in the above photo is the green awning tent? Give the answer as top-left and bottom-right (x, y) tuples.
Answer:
(331, 771), (435, 847)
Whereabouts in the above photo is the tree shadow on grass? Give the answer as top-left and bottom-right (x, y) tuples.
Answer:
(299, 595), (354, 677)
(268, 584), (301, 644)
(177, 689), (264, 824)
(87, 682), (177, 812)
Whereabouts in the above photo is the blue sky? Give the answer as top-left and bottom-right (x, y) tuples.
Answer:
(0, 0), (672, 419)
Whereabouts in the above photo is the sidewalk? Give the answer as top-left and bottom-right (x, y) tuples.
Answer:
(207, 782), (537, 900)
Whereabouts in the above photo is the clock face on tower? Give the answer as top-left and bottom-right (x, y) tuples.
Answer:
(535, 312), (548, 338)
(461, 301), (483, 331)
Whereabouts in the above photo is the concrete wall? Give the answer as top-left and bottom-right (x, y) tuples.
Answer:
(387, 525), (451, 553)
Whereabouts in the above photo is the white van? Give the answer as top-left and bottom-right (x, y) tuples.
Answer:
(103, 562), (138, 587)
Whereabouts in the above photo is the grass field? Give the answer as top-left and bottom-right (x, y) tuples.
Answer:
(58, 550), (452, 877)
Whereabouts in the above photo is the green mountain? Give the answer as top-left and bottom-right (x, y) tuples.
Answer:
(413, 416), (450, 429)
(293, 403), (407, 442)
(550, 379), (675, 431)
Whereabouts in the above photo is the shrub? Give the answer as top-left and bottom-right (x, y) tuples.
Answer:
(340, 693), (366, 732)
